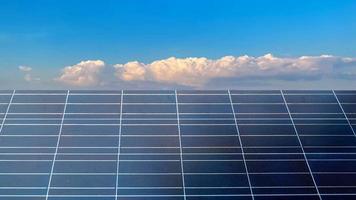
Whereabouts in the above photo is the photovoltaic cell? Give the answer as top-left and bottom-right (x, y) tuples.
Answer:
(0, 90), (355, 200)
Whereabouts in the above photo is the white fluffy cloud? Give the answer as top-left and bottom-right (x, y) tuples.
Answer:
(18, 65), (40, 82)
(55, 60), (105, 86)
(18, 65), (32, 72)
(113, 54), (356, 87)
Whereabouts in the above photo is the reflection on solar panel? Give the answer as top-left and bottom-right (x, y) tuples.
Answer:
(0, 90), (356, 200)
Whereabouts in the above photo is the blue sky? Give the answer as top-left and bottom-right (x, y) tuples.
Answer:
(0, 0), (356, 89)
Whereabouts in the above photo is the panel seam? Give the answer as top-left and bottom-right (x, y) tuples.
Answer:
(281, 90), (323, 200)
(228, 90), (255, 200)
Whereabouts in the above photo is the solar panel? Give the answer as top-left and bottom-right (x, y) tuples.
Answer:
(0, 90), (355, 200)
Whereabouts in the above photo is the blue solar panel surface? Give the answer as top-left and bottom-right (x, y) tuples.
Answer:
(0, 90), (355, 200)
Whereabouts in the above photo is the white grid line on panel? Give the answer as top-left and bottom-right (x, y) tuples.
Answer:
(0, 90), (15, 135)
(0, 195), (346, 198)
(2, 91), (356, 95)
(175, 90), (187, 200)
(3, 145), (356, 149)
(333, 90), (356, 137)
(281, 90), (323, 200)
(3, 134), (355, 137)
(228, 89), (255, 200)
(2, 152), (356, 156)
(8, 102), (355, 105)
(45, 90), (69, 200)
(2, 123), (353, 126)
(115, 90), (124, 200)
(2, 185), (356, 189)
(3, 112), (356, 115)
(3, 158), (356, 162)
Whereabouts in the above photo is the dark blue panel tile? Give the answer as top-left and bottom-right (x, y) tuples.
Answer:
(124, 95), (175, 103)
(178, 95), (230, 103)
(247, 160), (309, 172)
(121, 136), (179, 147)
(62, 125), (119, 135)
(0, 161), (52, 173)
(0, 175), (49, 187)
(183, 153), (243, 160)
(0, 136), (57, 147)
(181, 119), (235, 124)
(231, 90), (280, 94)
(128, 119), (173, 124)
(119, 197), (183, 200)
(125, 90), (175, 94)
(241, 136), (300, 147)
(70, 90), (120, 94)
(120, 154), (180, 161)
(66, 104), (121, 113)
(0, 90), (13, 94)
(178, 90), (227, 94)
(0, 95), (11, 103)
(310, 160), (356, 172)
(59, 136), (119, 147)
(117, 174), (182, 187)
(185, 174), (249, 187)
(236, 119), (291, 125)
(236, 113), (289, 119)
(340, 104), (356, 113)
(300, 136), (356, 146)
(293, 119), (348, 124)
(334, 90), (356, 95)
(179, 104), (233, 113)
(53, 161), (116, 173)
(296, 125), (354, 135)
(12, 95), (66, 103)
(231, 95), (283, 103)
(1, 125), (60, 135)
(284, 95), (337, 103)
(314, 174), (356, 186)
(321, 195), (356, 200)
(234, 104), (287, 113)
(184, 161), (246, 173)
(0, 188), (46, 195)
(118, 188), (183, 195)
(180, 125), (236, 135)
(254, 195), (319, 200)
(182, 136), (240, 147)
(16, 90), (67, 94)
(9, 104), (65, 113)
(283, 90), (332, 94)
(180, 113), (233, 119)
(249, 173), (315, 186)
(238, 125), (295, 135)
(49, 188), (114, 195)
(253, 187), (317, 195)
(68, 94), (121, 103)
(186, 188), (251, 196)
(51, 175), (116, 187)
(49, 197), (113, 200)
(335, 94), (356, 103)
(287, 104), (342, 113)
(119, 161), (181, 173)
(121, 125), (178, 135)
(123, 104), (176, 113)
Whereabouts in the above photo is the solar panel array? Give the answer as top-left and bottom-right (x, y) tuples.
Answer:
(0, 90), (355, 200)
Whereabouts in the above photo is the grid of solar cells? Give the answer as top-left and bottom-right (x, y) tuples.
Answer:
(0, 90), (355, 200)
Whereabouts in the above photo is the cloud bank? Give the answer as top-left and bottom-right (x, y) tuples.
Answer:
(55, 54), (356, 87)
(114, 54), (356, 87)
(55, 60), (105, 86)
